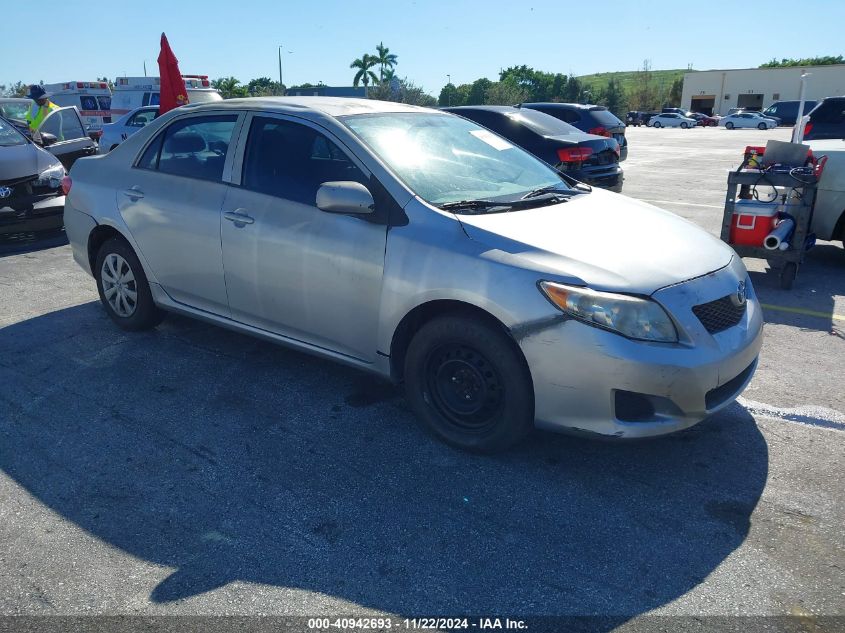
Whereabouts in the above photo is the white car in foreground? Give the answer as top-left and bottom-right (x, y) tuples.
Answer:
(98, 106), (159, 154)
(648, 113), (697, 128)
(720, 113), (778, 130)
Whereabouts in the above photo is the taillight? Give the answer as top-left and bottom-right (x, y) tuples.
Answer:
(557, 147), (593, 163)
(61, 176), (72, 195)
(588, 126), (610, 137)
(803, 122), (813, 137)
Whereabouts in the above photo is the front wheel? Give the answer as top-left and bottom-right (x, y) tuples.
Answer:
(95, 237), (165, 331)
(653, 121), (662, 128)
(725, 122), (734, 129)
(758, 122), (767, 130)
(681, 122), (688, 129)
(404, 315), (534, 453)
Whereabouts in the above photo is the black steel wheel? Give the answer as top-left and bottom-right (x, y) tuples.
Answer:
(404, 315), (534, 453)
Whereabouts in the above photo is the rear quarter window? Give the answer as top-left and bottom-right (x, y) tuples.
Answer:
(587, 109), (624, 127)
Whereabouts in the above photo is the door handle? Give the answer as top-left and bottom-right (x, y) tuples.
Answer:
(223, 209), (254, 225)
(122, 186), (144, 199)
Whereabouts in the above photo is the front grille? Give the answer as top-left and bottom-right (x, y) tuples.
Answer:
(692, 295), (746, 334)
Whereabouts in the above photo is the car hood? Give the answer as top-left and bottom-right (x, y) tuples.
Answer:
(0, 142), (59, 180)
(457, 187), (735, 295)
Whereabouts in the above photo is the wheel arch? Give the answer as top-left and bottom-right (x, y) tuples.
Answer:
(87, 224), (129, 275)
(388, 299), (527, 384)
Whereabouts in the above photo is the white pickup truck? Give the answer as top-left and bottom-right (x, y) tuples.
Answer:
(807, 139), (845, 245)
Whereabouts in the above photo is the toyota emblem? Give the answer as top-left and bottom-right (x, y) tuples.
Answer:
(0, 186), (11, 199)
(735, 280), (747, 307)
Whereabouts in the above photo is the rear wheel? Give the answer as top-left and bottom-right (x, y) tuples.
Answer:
(758, 122), (767, 130)
(95, 237), (165, 331)
(404, 315), (534, 453)
(726, 121), (734, 130)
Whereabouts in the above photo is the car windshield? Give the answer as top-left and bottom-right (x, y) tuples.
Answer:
(0, 117), (27, 147)
(343, 112), (569, 206)
(0, 102), (30, 122)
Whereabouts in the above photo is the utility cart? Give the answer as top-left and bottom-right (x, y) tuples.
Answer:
(720, 170), (818, 290)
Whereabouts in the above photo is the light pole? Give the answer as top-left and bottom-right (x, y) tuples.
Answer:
(278, 45), (284, 95)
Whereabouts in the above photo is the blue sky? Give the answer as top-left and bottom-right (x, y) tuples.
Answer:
(3, 0), (844, 94)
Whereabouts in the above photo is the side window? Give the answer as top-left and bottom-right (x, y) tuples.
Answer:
(128, 110), (156, 127)
(812, 100), (845, 124)
(242, 117), (368, 205)
(139, 115), (238, 182)
(40, 109), (86, 141)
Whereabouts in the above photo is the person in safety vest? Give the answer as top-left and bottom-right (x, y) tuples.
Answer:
(25, 85), (60, 135)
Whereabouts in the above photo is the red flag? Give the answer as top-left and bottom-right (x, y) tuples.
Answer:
(157, 33), (189, 114)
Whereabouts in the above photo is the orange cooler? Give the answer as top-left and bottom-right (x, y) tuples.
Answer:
(730, 200), (778, 247)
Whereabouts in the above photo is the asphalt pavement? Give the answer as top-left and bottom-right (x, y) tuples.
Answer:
(0, 125), (843, 631)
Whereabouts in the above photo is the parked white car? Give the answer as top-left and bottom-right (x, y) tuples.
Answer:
(648, 113), (697, 128)
(806, 139), (845, 244)
(98, 106), (159, 154)
(720, 113), (778, 130)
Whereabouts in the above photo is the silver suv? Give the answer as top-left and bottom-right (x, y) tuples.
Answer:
(63, 98), (762, 452)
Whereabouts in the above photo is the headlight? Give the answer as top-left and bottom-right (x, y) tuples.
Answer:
(539, 281), (678, 343)
(35, 163), (65, 189)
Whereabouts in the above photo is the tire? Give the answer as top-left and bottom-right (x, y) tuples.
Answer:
(653, 121), (662, 128)
(95, 236), (165, 331)
(726, 122), (734, 130)
(404, 315), (534, 453)
(758, 122), (767, 130)
(681, 122), (688, 129)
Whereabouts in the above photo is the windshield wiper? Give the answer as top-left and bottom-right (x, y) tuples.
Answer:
(521, 185), (586, 200)
(438, 199), (511, 213)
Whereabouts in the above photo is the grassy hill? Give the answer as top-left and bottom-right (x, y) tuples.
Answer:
(578, 68), (692, 95)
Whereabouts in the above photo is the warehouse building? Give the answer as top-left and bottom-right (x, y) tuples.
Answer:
(681, 64), (845, 115)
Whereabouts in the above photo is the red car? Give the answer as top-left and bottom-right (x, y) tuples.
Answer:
(690, 112), (719, 127)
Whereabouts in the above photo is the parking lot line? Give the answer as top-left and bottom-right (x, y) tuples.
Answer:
(760, 302), (845, 322)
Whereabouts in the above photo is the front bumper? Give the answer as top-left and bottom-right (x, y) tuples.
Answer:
(518, 258), (763, 438)
(0, 193), (65, 235)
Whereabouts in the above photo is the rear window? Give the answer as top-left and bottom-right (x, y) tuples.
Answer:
(810, 98), (845, 124)
(80, 95), (99, 110)
(586, 108), (624, 127)
(505, 109), (581, 136)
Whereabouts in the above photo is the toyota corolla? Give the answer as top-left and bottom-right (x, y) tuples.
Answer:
(63, 97), (763, 452)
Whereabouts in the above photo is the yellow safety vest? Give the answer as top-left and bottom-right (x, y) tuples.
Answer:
(26, 100), (59, 132)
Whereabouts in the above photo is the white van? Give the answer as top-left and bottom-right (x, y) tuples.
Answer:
(42, 81), (113, 136)
(110, 75), (222, 116)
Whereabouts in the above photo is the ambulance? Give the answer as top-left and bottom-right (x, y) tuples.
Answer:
(110, 75), (222, 116)
(42, 81), (113, 137)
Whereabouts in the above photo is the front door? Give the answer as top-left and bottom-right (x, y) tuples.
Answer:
(221, 114), (388, 361)
(116, 112), (243, 316)
(37, 107), (96, 169)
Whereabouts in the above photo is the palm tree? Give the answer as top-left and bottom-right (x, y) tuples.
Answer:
(374, 42), (398, 82)
(350, 54), (379, 89)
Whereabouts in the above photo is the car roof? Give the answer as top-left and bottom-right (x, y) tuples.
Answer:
(444, 105), (518, 113)
(178, 96), (434, 119)
(522, 102), (605, 111)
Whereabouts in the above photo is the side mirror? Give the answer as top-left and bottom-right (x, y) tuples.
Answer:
(39, 132), (58, 147)
(316, 181), (374, 215)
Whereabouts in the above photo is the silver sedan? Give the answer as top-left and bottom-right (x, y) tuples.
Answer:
(63, 97), (763, 452)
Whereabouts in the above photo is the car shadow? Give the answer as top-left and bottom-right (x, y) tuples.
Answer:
(749, 242), (845, 337)
(0, 228), (68, 258)
(0, 302), (769, 626)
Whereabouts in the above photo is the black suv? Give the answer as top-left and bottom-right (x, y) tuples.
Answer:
(444, 105), (623, 192)
(803, 96), (845, 140)
(521, 103), (628, 161)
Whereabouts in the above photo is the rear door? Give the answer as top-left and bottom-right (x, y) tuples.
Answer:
(115, 111), (244, 316)
(36, 107), (97, 169)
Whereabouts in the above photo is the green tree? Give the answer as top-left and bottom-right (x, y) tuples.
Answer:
(629, 59), (659, 111)
(438, 82), (466, 107)
(351, 54), (379, 89)
(600, 77), (626, 116)
(760, 55), (844, 68)
(211, 77), (248, 99)
(374, 42), (398, 81)
(667, 76), (683, 107)
(484, 79), (528, 105)
(246, 77), (283, 96)
(563, 76), (582, 102)
(368, 77), (436, 107)
(466, 78), (492, 105)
